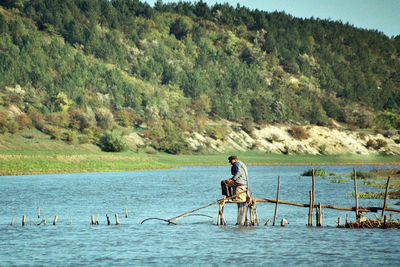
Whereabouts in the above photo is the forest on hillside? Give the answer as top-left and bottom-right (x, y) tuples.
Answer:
(0, 0), (400, 154)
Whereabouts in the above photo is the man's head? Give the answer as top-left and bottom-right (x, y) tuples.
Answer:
(228, 155), (238, 165)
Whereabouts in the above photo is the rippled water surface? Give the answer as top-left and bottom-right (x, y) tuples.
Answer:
(1, 165), (400, 266)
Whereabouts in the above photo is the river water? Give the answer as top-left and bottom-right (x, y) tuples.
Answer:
(1, 165), (399, 266)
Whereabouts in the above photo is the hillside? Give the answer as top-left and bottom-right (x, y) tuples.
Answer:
(0, 1), (400, 155)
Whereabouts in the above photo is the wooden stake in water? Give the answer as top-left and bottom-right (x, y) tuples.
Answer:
(125, 208), (128, 218)
(106, 214), (111, 225)
(53, 216), (58, 226)
(381, 176), (391, 221)
(38, 206), (40, 219)
(316, 203), (322, 227)
(115, 213), (119, 225)
(69, 216), (72, 225)
(273, 176), (280, 226)
(11, 217), (14, 225)
(308, 191), (313, 226)
(353, 168), (359, 219)
(22, 215), (26, 226)
(91, 216), (95, 225)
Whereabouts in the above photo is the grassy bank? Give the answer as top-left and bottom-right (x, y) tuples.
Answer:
(0, 131), (399, 176)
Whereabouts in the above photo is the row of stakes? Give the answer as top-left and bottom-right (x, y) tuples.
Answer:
(12, 207), (128, 226)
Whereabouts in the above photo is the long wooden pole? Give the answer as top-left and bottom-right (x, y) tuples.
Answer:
(312, 168), (315, 206)
(168, 194), (240, 223)
(272, 176), (280, 226)
(308, 191), (313, 226)
(381, 176), (391, 221)
(353, 168), (359, 219)
(254, 198), (400, 213)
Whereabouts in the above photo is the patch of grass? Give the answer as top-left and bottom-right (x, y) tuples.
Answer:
(1, 132), (400, 176)
(330, 177), (349, 183)
(355, 171), (375, 179)
(346, 191), (383, 199)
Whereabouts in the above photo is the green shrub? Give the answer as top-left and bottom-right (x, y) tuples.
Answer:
(288, 126), (308, 140)
(98, 131), (127, 152)
(95, 108), (115, 130)
(207, 125), (227, 140)
(43, 125), (61, 140)
(301, 168), (328, 177)
(62, 130), (77, 143)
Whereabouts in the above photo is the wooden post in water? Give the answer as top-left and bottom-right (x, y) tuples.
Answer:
(308, 191), (313, 226)
(69, 216), (72, 225)
(337, 217), (341, 227)
(273, 176), (281, 226)
(381, 176), (391, 221)
(308, 168), (316, 226)
(237, 202), (246, 226)
(106, 214), (111, 225)
(312, 168), (315, 204)
(115, 213), (119, 225)
(11, 217), (14, 225)
(353, 168), (359, 219)
(38, 206), (40, 219)
(22, 215), (26, 226)
(317, 203), (322, 226)
(53, 216), (58, 225)
(125, 208), (128, 218)
(91, 216), (95, 225)
(43, 216), (46, 225)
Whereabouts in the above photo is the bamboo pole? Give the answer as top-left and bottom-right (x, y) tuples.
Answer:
(272, 176), (280, 226)
(381, 176), (391, 221)
(106, 214), (111, 225)
(308, 191), (313, 226)
(22, 215), (26, 226)
(353, 168), (359, 219)
(53, 216), (58, 225)
(115, 213), (119, 225)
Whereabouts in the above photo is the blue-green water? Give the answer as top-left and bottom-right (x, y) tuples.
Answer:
(1, 165), (400, 266)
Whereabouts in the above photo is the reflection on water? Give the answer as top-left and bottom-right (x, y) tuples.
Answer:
(1, 165), (400, 266)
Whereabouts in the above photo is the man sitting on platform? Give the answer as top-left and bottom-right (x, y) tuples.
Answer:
(221, 156), (248, 201)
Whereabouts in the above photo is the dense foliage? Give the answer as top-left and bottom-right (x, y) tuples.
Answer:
(0, 0), (399, 153)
